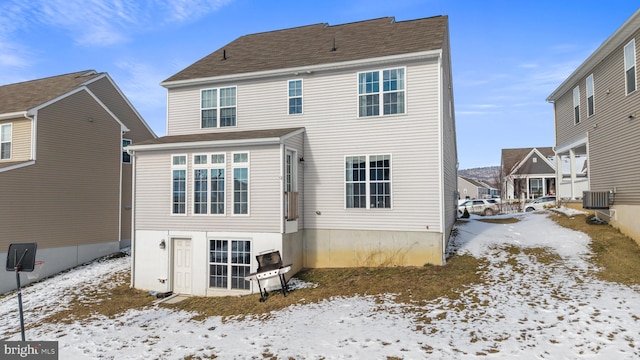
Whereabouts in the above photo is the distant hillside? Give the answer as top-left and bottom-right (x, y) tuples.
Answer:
(458, 166), (500, 187)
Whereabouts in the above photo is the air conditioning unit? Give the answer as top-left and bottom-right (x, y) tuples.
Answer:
(582, 191), (614, 209)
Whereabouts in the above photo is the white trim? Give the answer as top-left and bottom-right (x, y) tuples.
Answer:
(0, 123), (12, 160)
(357, 66), (406, 118)
(171, 154), (188, 216)
(83, 73), (157, 138)
(555, 135), (588, 154)
(344, 154), (393, 210)
(572, 86), (581, 124)
(162, 50), (442, 88)
(0, 111), (28, 121)
(437, 54), (445, 264)
(586, 74), (595, 117)
(127, 128), (306, 152)
(624, 39), (637, 95)
(510, 148), (556, 175)
(29, 86), (129, 132)
(0, 160), (35, 173)
(547, 9), (640, 101)
(231, 151), (250, 216)
(287, 79), (303, 115)
(200, 86), (237, 129)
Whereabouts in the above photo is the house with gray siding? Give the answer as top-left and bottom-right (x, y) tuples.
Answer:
(501, 147), (557, 201)
(0, 70), (156, 294)
(547, 9), (640, 245)
(128, 16), (458, 297)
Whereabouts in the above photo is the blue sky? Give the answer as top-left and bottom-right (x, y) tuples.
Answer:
(0, 0), (638, 169)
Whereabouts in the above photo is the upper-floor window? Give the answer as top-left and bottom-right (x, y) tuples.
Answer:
(573, 86), (580, 124)
(288, 80), (303, 115)
(122, 138), (131, 163)
(624, 39), (636, 95)
(0, 123), (11, 160)
(358, 68), (405, 117)
(232, 152), (249, 215)
(172, 155), (187, 215)
(586, 74), (595, 117)
(345, 154), (391, 209)
(201, 87), (237, 128)
(193, 153), (226, 215)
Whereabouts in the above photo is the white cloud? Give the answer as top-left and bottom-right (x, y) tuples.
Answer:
(0, 0), (233, 48)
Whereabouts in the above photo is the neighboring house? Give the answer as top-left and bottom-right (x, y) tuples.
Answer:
(0, 70), (156, 294)
(128, 16), (458, 297)
(501, 147), (556, 201)
(458, 176), (492, 199)
(547, 9), (640, 244)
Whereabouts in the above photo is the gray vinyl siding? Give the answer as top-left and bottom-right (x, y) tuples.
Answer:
(441, 31), (458, 238)
(0, 90), (121, 252)
(86, 77), (156, 243)
(164, 57), (443, 233)
(0, 117), (31, 162)
(134, 144), (282, 232)
(554, 29), (640, 204)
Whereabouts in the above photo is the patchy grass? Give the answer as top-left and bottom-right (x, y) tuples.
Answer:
(29, 211), (640, 327)
(476, 217), (521, 224)
(550, 212), (640, 286)
(38, 270), (153, 326)
(169, 253), (483, 320)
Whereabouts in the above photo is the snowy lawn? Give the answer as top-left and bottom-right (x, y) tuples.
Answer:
(1, 210), (640, 359)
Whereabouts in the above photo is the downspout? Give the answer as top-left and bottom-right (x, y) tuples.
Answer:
(130, 149), (136, 288)
(24, 112), (36, 160)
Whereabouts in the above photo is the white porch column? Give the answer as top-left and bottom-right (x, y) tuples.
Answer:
(555, 153), (561, 197)
(569, 148), (576, 200)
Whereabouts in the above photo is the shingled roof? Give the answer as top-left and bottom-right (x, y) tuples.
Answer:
(163, 16), (447, 84)
(130, 127), (305, 149)
(501, 147), (555, 175)
(0, 70), (101, 114)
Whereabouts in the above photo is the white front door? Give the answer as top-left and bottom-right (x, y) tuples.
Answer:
(173, 238), (192, 294)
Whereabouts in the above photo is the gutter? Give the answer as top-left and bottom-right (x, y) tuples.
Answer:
(127, 137), (285, 152)
(162, 50), (442, 88)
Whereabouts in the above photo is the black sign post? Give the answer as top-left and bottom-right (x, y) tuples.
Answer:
(5, 242), (37, 341)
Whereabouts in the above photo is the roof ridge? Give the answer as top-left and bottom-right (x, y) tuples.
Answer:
(0, 69), (97, 88)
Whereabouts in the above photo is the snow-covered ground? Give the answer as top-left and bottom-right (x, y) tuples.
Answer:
(2, 210), (640, 359)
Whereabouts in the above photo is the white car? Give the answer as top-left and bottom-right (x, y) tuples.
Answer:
(524, 196), (557, 212)
(458, 199), (499, 216)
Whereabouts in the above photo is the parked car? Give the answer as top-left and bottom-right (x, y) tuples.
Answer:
(458, 199), (500, 216)
(524, 196), (557, 212)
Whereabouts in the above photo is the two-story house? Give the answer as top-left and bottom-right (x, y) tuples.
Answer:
(128, 16), (458, 297)
(547, 9), (640, 244)
(0, 70), (156, 294)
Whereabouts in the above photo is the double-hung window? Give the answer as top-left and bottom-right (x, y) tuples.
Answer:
(288, 79), (303, 114)
(358, 68), (405, 117)
(193, 154), (226, 215)
(232, 152), (249, 215)
(172, 155), (187, 214)
(573, 86), (580, 124)
(586, 74), (595, 117)
(201, 87), (237, 128)
(209, 239), (251, 290)
(625, 39), (636, 95)
(0, 123), (11, 160)
(122, 138), (131, 163)
(345, 154), (391, 209)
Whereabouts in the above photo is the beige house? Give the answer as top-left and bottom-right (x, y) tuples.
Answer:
(128, 16), (458, 297)
(547, 9), (640, 244)
(0, 70), (155, 294)
(501, 147), (557, 201)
